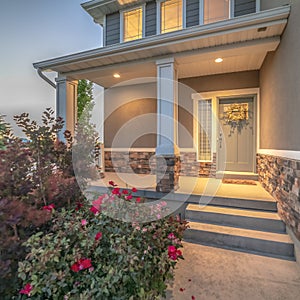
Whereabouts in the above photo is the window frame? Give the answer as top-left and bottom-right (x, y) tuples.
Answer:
(120, 5), (146, 43)
(200, 0), (232, 25)
(156, 0), (186, 35)
(195, 98), (213, 162)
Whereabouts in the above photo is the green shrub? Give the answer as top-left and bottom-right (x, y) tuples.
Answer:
(17, 184), (188, 299)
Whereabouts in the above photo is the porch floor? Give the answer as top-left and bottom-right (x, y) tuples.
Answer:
(91, 172), (274, 201)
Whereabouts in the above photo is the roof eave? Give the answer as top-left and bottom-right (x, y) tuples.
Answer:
(33, 5), (291, 72)
(81, 0), (152, 26)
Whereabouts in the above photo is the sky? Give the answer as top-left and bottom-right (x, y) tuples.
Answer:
(0, 0), (103, 136)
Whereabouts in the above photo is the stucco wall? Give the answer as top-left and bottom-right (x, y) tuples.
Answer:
(178, 71), (259, 148)
(104, 71), (259, 149)
(259, 0), (300, 150)
(179, 71), (259, 93)
(104, 82), (157, 148)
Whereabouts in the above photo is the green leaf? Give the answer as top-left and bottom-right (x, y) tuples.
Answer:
(19, 272), (26, 281)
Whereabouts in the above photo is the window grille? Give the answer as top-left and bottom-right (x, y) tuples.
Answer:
(161, 0), (183, 33)
(198, 99), (212, 161)
(123, 8), (143, 42)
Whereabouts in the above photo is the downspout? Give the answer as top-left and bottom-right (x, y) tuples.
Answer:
(37, 68), (56, 89)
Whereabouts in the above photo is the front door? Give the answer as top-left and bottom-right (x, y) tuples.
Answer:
(218, 97), (255, 172)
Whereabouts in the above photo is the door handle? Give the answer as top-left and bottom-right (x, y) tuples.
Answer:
(217, 132), (223, 148)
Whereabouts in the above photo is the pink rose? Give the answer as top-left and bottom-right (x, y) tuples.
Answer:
(168, 233), (176, 240)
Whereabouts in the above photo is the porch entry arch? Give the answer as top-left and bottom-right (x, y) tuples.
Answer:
(192, 88), (259, 175)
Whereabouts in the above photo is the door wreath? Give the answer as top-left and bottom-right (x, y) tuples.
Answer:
(222, 103), (249, 135)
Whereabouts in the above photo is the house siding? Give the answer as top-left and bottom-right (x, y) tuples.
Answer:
(105, 12), (120, 46)
(234, 0), (256, 17)
(145, 1), (157, 37)
(186, 0), (199, 27)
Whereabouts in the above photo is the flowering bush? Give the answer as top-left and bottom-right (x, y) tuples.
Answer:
(17, 183), (188, 299)
(0, 109), (86, 297)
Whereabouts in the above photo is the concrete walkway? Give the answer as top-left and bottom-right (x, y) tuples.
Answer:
(165, 242), (300, 300)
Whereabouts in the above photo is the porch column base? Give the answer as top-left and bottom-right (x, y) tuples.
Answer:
(156, 155), (181, 193)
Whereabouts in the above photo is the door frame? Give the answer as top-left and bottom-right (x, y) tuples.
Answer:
(192, 88), (259, 173)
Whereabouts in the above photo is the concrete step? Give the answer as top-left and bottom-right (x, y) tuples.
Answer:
(87, 186), (277, 211)
(192, 195), (278, 212)
(186, 204), (286, 233)
(184, 222), (295, 260)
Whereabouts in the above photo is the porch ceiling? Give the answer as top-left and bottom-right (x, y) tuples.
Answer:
(33, 6), (290, 88)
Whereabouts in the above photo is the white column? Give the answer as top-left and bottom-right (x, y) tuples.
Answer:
(55, 76), (78, 140)
(156, 57), (179, 155)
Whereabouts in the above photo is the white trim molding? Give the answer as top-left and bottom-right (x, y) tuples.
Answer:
(258, 149), (300, 161)
(230, 0), (235, 19)
(256, 0), (261, 13)
(192, 88), (259, 169)
(182, 0), (187, 29)
(103, 15), (106, 46)
(120, 5), (145, 43)
(156, 0), (186, 34)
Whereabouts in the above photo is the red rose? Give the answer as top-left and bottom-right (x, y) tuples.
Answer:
(75, 202), (83, 211)
(42, 204), (55, 212)
(168, 245), (177, 253)
(126, 195), (133, 200)
(95, 232), (102, 241)
(19, 283), (33, 295)
(168, 245), (182, 260)
(71, 258), (92, 272)
(109, 180), (117, 186)
(132, 187), (137, 193)
(80, 258), (92, 269)
(71, 263), (80, 272)
(112, 188), (120, 195)
(90, 206), (99, 215)
(122, 189), (128, 195)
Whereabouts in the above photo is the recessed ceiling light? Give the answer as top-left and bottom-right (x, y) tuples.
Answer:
(113, 73), (120, 78)
(215, 58), (223, 63)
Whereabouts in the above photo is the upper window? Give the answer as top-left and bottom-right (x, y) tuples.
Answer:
(161, 0), (183, 34)
(204, 0), (230, 24)
(123, 7), (143, 42)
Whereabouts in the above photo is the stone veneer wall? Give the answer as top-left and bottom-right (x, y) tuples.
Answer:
(105, 151), (217, 177)
(257, 154), (300, 240)
(180, 152), (216, 177)
(156, 156), (181, 192)
(105, 151), (156, 174)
